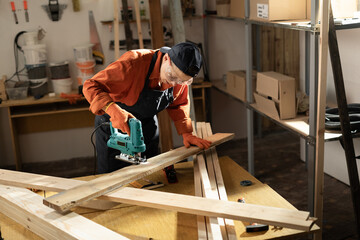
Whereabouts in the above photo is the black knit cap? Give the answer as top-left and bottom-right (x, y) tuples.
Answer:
(160, 42), (202, 77)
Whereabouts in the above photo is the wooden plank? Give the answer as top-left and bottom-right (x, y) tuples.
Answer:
(169, 0), (185, 43)
(0, 184), (128, 240)
(193, 122), (209, 239)
(196, 122), (226, 240)
(113, 0), (120, 59)
(193, 156), (209, 240)
(43, 133), (234, 213)
(314, 0), (329, 238)
(0, 164), (316, 232)
(133, 0), (144, 48)
(122, 0), (133, 50)
(204, 123), (237, 240)
(148, 0), (164, 48)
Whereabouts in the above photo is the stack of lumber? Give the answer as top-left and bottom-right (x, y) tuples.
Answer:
(0, 125), (316, 239)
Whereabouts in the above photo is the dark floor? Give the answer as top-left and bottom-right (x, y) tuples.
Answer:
(20, 129), (359, 239)
(215, 129), (359, 240)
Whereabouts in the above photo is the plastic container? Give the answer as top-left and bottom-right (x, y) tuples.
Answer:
(50, 61), (70, 79)
(22, 44), (47, 65)
(23, 31), (38, 46)
(5, 81), (29, 100)
(52, 78), (72, 94)
(76, 60), (95, 85)
(26, 63), (47, 79)
(29, 78), (48, 96)
(73, 44), (94, 62)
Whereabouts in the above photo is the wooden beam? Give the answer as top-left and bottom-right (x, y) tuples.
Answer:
(196, 123), (225, 239)
(0, 171), (316, 231)
(193, 157), (209, 239)
(148, 0), (164, 48)
(113, 0), (120, 59)
(122, 0), (133, 50)
(203, 123), (237, 240)
(314, 0), (329, 236)
(43, 133), (234, 213)
(133, 0), (144, 48)
(169, 0), (185, 44)
(0, 184), (128, 240)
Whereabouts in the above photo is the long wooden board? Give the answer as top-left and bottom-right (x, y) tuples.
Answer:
(0, 169), (316, 231)
(43, 133), (234, 213)
(196, 123), (225, 239)
(0, 184), (127, 240)
(203, 123), (237, 240)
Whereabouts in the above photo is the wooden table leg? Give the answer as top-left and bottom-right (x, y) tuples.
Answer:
(7, 107), (21, 170)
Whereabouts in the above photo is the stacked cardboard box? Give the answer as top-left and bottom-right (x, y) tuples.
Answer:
(226, 70), (256, 102)
(254, 71), (296, 120)
(250, 0), (306, 22)
(217, 0), (230, 17)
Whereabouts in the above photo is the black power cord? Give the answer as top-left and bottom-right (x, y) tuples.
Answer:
(90, 122), (110, 175)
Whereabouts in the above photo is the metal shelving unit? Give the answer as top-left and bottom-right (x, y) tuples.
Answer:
(203, 0), (360, 237)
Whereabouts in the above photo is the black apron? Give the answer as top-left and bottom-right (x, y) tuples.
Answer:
(116, 50), (174, 145)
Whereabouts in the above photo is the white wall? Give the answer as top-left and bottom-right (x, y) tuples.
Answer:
(0, 0), (204, 166)
(207, 17), (248, 139)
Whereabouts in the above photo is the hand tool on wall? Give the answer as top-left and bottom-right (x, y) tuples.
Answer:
(107, 119), (147, 165)
(10, 1), (18, 24)
(23, 0), (29, 22)
(42, 0), (67, 21)
(89, 11), (105, 65)
(72, 0), (80, 12)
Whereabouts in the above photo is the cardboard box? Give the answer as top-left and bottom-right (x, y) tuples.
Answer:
(230, 0), (245, 19)
(331, 0), (357, 19)
(226, 70), (256, 102)
(217, 4), (230, 17)
(250, 0), (306, 22)
(255, 71), (296, 120)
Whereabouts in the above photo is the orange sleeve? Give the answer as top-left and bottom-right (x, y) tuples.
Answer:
(83, 51), (151, 115)
(166, 85), (193, 135)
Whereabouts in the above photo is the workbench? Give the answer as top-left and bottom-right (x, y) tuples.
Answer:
(0, 156), (319, 239)
(0, 93), (94, 170)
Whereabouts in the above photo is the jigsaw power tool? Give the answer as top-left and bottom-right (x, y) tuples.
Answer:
(107, 118), (147, 165)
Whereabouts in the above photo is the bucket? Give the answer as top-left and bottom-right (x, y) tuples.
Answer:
(23, 31), (38, 46)
(50, 61), (70, 79)
(29, 78), (48, 96)
(73, 44), (94, 62)
(22, 44), (47, 65)
(52, 78), (72, 94)
(76, 60), (95, 85)
(26, 63), (47, 79)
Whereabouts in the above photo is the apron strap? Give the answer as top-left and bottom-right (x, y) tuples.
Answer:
(143, 50), (159, 89)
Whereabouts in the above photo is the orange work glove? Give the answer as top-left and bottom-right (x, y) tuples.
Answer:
(105, 103), (135, 135)
(182, 133), (212, 149)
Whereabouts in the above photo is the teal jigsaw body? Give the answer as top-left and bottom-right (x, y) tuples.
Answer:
(107, 118), (146, 158)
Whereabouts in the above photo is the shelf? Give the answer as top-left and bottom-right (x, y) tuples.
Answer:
(211, 79), (343, 143)
(212, 79), (246, 104)
(101, 15), (203, 25)
(208, 15), (360, 32)
(207, 15), (316, 31)
(0, 92), (85, 108)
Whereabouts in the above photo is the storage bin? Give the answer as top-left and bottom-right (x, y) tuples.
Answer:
(5, 81), (29, 100)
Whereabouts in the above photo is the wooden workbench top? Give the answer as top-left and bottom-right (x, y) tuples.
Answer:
(0, 156), (319, 239)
